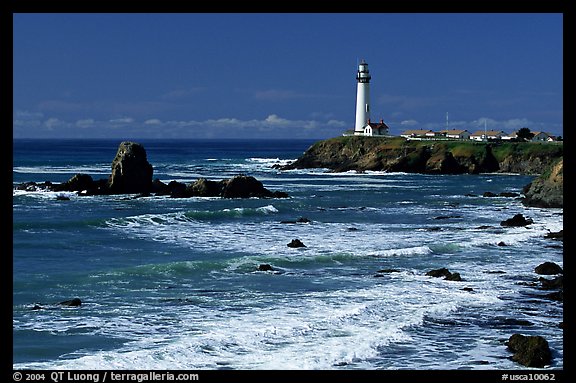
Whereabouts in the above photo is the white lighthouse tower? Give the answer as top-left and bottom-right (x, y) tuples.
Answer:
(354, 59), (371, 135)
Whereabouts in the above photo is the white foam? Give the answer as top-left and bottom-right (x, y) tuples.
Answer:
(13, 282), (475, 370)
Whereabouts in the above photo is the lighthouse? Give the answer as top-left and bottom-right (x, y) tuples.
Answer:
(354, 60), (371, 135)
(343, 60), (389, 137)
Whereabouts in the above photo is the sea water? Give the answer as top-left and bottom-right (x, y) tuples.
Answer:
(12, 139), (563, 370)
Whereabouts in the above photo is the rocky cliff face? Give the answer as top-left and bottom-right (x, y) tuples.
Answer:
(522, 158), (563, 208)
(281, 136), (562, 176)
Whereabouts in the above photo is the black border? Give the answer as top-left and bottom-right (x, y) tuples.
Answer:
(7, 1), (569, 381)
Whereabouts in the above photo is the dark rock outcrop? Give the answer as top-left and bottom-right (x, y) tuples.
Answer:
(539, 275), (563, 290)
(500, 214), (533, 227)
(535, 262), (563, 275)
(221, 175), (282, 198)
(506, 334), (552, 368)
(188, 178), (223, 197)
(522, 158), (563, 208)
(107, 141), (154, 194)
(58, 298), (82, 307)
(258, 264), (274, 271)
(153, 175), (289, 199)
(55, 173), (95, 192)
(287, 239), (306, 248)
(425, 267), (462, 281)
(15, 141), (288, 199)
(544, 230), (563, 240)
(280, 217), (311, 224)
(23, 142), (154, 196)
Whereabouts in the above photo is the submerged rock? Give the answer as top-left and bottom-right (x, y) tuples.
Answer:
(58, 298), (82, 307)
(544, 230), (563, 240)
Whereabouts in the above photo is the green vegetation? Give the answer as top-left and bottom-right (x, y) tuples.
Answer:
(326, 136), (562, 159)
(490, 141), (563, 161)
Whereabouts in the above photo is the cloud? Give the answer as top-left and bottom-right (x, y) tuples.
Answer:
(400, 120), (419, 126)
(109, 117), (135, 124)
(44, 118), (71, 130)
(13, 110), (562, 139)
(76, 119), (96, 128)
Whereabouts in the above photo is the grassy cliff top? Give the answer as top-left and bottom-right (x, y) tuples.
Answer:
(311, 136), (563, 161)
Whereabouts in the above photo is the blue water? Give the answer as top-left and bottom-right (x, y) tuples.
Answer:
(12, 139), (563, 370)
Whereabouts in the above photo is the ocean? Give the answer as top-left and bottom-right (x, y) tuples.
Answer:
(12, 139), (563, 372)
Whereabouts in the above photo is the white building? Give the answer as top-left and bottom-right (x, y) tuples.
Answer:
(400, 129), (436, 139)
(470, 130), (507, 141)
(438, 129), (471, 140)
(531, 131), (555, 142)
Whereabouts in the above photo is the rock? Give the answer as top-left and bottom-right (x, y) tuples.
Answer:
(55, 195), (70, 201)
(538, 276), (563, 290)
(522, 158), (563, 208)
(221, 175), (287, 198)
(108, 141), (153, 194)
(54, 173), (95, 192)
(500, 214), (533, 227)
(154, 175), (288, 199)
(280, 217), (311, 224)
(425, 267), (462, 281)
(499, 192), (520, 197)
(425, 150), (467, 174)
(425, 268), (451, 278)
(187, 178), (223, 197)
(544, 291), (563, 301)
(14, 143), (289, 200)
(506, 334), (552, 368)
(544, 230), (563, 240)
(434, 215), (462, 220)
(377, 268), (401, 273)
(535, 262), (563, 275)
(445, 272), (462, 281)
(287, 239), (306, 248)
(151, 178), (170, 195)
(58, 298), (82, 307)
(166, 181), (188, 198)
(258, 264), (274, 271)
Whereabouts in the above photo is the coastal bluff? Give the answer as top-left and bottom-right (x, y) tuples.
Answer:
(279, 136), (563, 175)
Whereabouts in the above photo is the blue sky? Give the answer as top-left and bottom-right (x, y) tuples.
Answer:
(13, 13), (563, 139)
